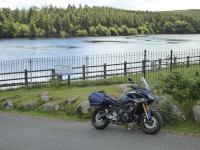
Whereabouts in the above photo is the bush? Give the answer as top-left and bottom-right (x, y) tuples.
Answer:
(138, 26), (150, 34)
(109, 27), (118, 36)
(128, 28), (138, 35)
(96, 24), (111, 36)
(59, 30), (69, 37)
(156, 99), (176, 120)
(77, 29), (88, 36)
(89, 26), (96, 36)
(118, 25), (129, 35)
(161, 71), (200, 104)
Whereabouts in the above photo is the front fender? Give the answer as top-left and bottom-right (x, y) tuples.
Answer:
(139, 109), (158, 120)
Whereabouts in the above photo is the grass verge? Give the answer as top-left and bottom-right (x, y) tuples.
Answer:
(0, 80), (200, 135)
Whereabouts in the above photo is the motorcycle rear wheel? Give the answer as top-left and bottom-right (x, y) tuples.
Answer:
(140, 111), (163, 134)
(91, 107), (110, 129)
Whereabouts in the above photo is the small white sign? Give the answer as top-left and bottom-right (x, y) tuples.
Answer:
(55, 65), (72, 75)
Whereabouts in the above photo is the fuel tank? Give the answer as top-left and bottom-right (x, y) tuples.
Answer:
(119, 91), (148, 103)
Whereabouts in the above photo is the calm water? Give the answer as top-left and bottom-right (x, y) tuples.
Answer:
(0, 34), (200, 61)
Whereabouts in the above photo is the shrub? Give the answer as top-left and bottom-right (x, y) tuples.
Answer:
(77, 29), (88, 36)
(109, 27), (119, 36)
(89, 26), (96, 36)
(161, 71), (200, 104)
(118, 25), (129, 35)
(138, 26), (150, 34)
(156, 99), (176, 120)
(128, 28), (138, 35)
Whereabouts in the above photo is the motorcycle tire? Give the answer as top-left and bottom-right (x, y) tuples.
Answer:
(140, 111), (163, 134)
(91, 107), (110, 129)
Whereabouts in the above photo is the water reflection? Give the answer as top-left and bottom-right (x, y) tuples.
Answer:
(0, 34), (200, 61)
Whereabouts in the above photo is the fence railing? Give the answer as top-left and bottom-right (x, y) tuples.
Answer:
(0, 50), (200, 89)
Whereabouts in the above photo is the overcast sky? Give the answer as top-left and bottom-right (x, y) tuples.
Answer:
(0, 0), (199, 11)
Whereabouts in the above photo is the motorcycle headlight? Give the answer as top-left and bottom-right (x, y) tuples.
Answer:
(147, 93), (154, 100)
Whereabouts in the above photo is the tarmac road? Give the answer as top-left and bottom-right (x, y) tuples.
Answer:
(0, 113), (199, 150)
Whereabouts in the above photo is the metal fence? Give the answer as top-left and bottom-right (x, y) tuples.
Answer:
(0, 49), (200, 90)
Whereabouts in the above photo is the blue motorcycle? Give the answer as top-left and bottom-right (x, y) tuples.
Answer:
(88, 77), (163, 134)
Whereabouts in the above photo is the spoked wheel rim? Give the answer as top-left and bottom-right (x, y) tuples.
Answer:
(143, 116), (158, 131)
(94, 111), (106, 126)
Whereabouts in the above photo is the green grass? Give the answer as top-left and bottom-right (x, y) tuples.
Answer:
(0, 84), (123, 120)
(1, 65), (200, 135)
(162, 120), (200, 135)
(165, 9), (200, 20)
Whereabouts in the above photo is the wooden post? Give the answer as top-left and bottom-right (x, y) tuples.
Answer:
(24, 69), (28, 86)
(170, 50), (173, 71)
(187, 56), (190, 67)
(124, 61), (127, 76)
(159, 58), (162, 69)
(104, 63), (106, 79)
(68, 75), (70, 87)
(57, 75), (61, 87)
(142, 60), (146, 78)
(82, 65), (85, 80)
(174, 57), (176, 67)
(51, 69), (55, 80)
(199, 56), (200, 65)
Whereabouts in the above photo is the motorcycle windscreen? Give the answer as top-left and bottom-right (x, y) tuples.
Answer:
(88, 93), (104, 106)
(141, 77), (151, 93)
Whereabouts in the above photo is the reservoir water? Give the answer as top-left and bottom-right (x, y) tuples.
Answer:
(0, 34), (200, 61)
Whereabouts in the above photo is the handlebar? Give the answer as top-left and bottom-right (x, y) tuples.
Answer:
(93, 90), (105, 93)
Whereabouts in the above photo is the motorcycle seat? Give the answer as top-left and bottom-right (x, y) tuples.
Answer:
(107, 95), (120, 102)
(103, 93), (121, 103)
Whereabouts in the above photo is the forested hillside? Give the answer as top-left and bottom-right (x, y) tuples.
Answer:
(166, 9), (200, 20)
(0, 5), (200, 38)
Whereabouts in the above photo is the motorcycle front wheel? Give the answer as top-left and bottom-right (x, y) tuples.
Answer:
(140, 111), (163, 134)
(91, 107), (110, 129)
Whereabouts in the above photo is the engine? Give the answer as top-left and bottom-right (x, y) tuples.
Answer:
(117, 105), (135, 123)
(107, 103), (136, 123)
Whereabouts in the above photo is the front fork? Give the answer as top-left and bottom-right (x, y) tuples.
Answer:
(142, 103), (152, 120)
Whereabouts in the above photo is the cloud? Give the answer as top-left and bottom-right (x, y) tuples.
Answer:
(130, 0), (200, 11)
(0, 0), (199, 11)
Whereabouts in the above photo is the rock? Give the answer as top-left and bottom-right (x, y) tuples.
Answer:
(0, 100), (14, 110)
(38, 91), (48, 96)
(172, 104), (186, 121)
(65, 97), (77, 105)
(40, 96), (51, 102)
(39, 103), (60, 112)
(150, 95), (186, 121)
(149, 95), (168, 109)
(118, 84), (130, 94)
(74, 101), (94, 114)
(193, 104), (200, 123)
(23, 101), (35, 109)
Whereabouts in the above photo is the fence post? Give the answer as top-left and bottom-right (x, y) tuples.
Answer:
(24, 69), (28, 86)
(143, 50), (146, 78)
(29, 59), (33, 88)
(68, 75), (70, 87)
(187, 56), (190, 67)
(51, 69), (55, 80)
(170, 50), (173, 71)
(57, 75), (60, 87)
(104, 63), (107, 78)
(199, 55), (200, 65)
(174, 57), (176, 67)
(82, 65), (85, 80)
(124, 61), (127, 76)
(159, 58), (162, 69)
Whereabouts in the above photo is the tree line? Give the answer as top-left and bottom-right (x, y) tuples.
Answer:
(0, 5), (200, 38)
